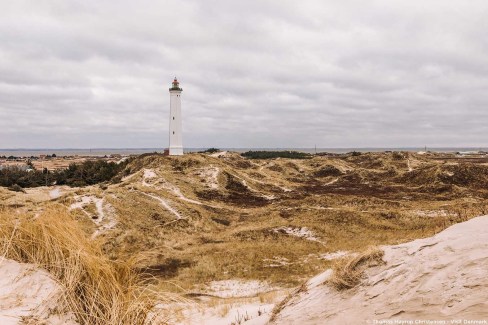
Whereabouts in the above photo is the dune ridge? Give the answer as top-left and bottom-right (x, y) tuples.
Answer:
(272, 215), (488, 324)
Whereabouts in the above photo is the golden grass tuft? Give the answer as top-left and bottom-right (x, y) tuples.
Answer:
(0, 205), (166, 325)
(328, 247), (385, 290)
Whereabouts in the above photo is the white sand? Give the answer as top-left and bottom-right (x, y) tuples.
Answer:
(0, 257), (78, 325)
(161, 182), (202, 205)
(69, 195), (117, 237)
(142, 169), (202, 205)
(116, 157), (129, 164)
(69, 195), (95, 211)
(271, 226), (322, 243)
(166, 280), (283, 325)
(415, 209), (454, 218)
(263, 256), (292, 267)
(142, 169), (157, 187)
(407, 159), (413, 172)
(179, 302), (274, 325)
(205, 280), (276, 298)
(142, 192), (183, 220)
(237, 170), (292, 193)
(91, 200), (117, 238)
(323, 178), (339, 186)
(232, 174), (278, 200)
(197, 166), (220, 189)
(162, 280), (285, 325)
(210, 151), (228, 158)
(272, 215), (488, 324)
(49, 187), (62, 199)
(319, 250), (349, 261)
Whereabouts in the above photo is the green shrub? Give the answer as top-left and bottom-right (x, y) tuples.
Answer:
(0, 159), (130, 189)
(202, 148), (220, 154)
(241, 151), (311, 159)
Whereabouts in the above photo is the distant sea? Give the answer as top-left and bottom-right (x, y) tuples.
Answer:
(1, 147), (487, 157)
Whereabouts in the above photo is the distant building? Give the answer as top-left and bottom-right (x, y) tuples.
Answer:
(168, 77), (183, 156)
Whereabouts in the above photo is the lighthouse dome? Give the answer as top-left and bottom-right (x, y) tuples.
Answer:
(169, 77), (182, 91)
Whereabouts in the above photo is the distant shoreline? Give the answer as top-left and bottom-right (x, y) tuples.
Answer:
(1, 147), (487, 157)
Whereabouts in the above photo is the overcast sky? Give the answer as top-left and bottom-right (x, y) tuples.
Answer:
(1, 0), (488, 149)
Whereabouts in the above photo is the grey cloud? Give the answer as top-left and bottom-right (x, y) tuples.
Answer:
(1, 0), (488, 149)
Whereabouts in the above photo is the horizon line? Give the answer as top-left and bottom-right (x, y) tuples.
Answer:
(1, 146), (488, 151)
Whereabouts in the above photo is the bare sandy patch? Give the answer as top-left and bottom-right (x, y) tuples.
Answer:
(271, 226), (323, 243)
(0, 257), (78, 325)
(69, 195), (117, 237)
(272, 215), (488, 323)
(141, 192), (183, 220)
(142, 169), (202, 205)
(319, 251), (349, 261)
(196, 166), (220, 190)
(49, 187), (62, 199)
(204, 280), (277, 298)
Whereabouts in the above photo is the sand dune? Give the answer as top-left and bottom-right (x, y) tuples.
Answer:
(272, 215), (488, 324)
(0, 257), (77, 325)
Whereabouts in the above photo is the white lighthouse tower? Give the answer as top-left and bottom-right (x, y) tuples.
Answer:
(168, 77), (183, 155)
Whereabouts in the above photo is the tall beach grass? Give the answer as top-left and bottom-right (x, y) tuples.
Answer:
(0, 205), (166, 325)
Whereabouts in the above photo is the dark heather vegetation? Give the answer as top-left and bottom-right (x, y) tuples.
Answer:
(0, 154), (57, 160)
(241, 150), (312, 159)
(314, 165), (344, 177)
(201, 148), (220, 154)
(0, 159), (131, 189)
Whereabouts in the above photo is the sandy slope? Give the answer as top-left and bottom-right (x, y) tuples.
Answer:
(0, 257), (78, 325)
(272, 215), (488, 324)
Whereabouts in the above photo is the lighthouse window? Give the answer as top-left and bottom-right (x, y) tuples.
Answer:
(173, 117), (174, 120)
(173, 131), (175, 134)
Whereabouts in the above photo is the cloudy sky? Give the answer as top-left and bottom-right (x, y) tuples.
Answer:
(1, 0), (488, 149)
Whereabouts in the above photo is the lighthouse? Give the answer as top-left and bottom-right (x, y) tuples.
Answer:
(168, 77), (183, 155)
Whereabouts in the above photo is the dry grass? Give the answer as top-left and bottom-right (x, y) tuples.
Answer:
(4, 152), (488, 323)
(0, 205), (166, 325)
(328, 246), (385, 290)
(4, 152), (488, 294)
(269, 284), (307, 323)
